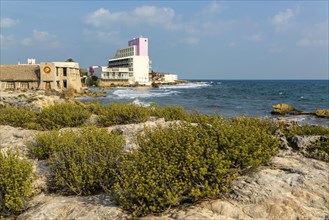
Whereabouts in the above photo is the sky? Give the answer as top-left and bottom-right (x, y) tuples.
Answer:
(1, 0), (328, 80)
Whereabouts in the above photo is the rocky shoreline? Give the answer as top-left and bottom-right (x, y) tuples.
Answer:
(1, 90), (328, 219)
(0, 124), (328, 219)
(271, 103), (329, 118)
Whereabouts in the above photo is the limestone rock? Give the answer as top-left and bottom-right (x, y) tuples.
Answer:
(0, 90), (64, 111)
(271, 103), (302, 115)
(274, 129), (290, 150)
(315, 109), (329, 118)
(290, 135), (324, 151)
(17, 193), (128, 220)
(0, 125), (35, 156)
(84, 114), (99, 126)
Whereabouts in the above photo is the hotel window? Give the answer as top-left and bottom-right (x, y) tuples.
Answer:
(63, 68), (67, 76)
(6, 82), (15, 89)
(63, 80), (67, 88)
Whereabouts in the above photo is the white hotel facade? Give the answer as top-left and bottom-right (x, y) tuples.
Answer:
(94, 37), (152, 85)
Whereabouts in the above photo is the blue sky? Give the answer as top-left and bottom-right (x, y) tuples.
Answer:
(1, 1), (328, 80)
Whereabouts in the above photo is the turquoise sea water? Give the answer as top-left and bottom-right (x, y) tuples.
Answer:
(77, 80), (329, 126)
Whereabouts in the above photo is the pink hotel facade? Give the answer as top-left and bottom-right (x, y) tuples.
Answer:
(128, 38), (148, 56)
(94, 37), (152, 85)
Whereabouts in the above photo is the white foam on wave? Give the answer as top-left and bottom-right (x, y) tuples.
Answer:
(112, 88), (177, 99)
(160, 82), (210, 89)
(133, 99), (152, 107)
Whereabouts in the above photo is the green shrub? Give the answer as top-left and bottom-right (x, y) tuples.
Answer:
(220, 117), (279, 170)
(113, 123), (231, 216)
(28, 130), (60, 160)
(98, 103), (151, 126)
(0, 150), (34, 216)
(49, 126), (125, 195)
(0, 106), (37, 128)
(308, 137), (329, 162)
(150, 104), (190, 121)
(84, 101), (108, 116)
(113, 116), (279, 216)
(282, 124), (329, 139)
(38, 103), (91, 130)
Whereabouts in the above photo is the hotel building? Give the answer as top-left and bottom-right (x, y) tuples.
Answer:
(94, 37), (152, 86)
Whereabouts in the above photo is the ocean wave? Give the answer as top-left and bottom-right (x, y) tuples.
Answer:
(282, 115), (329, 127)
(133, 99), (152, 107)
(112, 88), (177, 99)
(160, 82), (210, 89)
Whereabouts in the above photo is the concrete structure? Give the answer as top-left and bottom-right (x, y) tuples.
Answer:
(39, 62), (82, 92)
(0, 59), (84, 92)
(96, 37), (152, 86)
(150, 72), (179, 83)
(164, 74), (178, 83)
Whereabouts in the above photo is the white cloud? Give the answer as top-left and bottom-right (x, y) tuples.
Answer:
(0, 18), (18, 28)
(33, 30), (50, 41)
(272, 6), (299, 31)
(243, 33), (263, 42)
(269, 45), (285, 53)
(297, 21), (329, 47)
(20, 38), (33, 46)
(16, 30), (58, 47)
(297, 38), (328, 47)
(85, 6), (175, 29)
(201, 1), (225, 15)
(83, 29), (122, 45)
(0, 34), (16, 47)
(182, 37), (199, 45)
(84, 4), (235, 46)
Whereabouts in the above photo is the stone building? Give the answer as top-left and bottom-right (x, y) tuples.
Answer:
(0, 61), (84, 92)
(39, 62), (82, 92)
(0, 65), (40, 90)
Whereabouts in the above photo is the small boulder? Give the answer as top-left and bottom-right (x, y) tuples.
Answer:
(314, 109), (329, 118)
(271, 103), (302, 115)
(84, 114), (99, 126)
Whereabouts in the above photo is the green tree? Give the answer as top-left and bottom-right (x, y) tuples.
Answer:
(66, 58), (74, 62)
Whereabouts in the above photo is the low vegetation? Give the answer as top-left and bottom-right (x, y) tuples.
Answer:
(150, 103), (190, 121)
(0, 106), (37, 128)
(0, 150), (34, 217)
(1, 101), (328, 217)
(28, 130), (60, 160)
(281, 124), (329, 162)
(28, 127), (125, 195)
(0, 101), (192, 129)
(282, 123), (329, 140)
(98, 102), (151, 126)
(114, 116), (280, 216)
(37, 102), (91, 130)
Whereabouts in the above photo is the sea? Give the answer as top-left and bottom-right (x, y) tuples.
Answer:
(76, 80), (329, 127)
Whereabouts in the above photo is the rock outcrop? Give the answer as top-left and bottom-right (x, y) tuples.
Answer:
(271, 103), (303, 115)
(0, 90), (64, 111)
(271, 103), (329, 119)
(315, 109), (329, 118)
(1, 123), (328, 220)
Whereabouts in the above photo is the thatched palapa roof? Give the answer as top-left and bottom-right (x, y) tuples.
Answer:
(0, 65), (40, 81)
